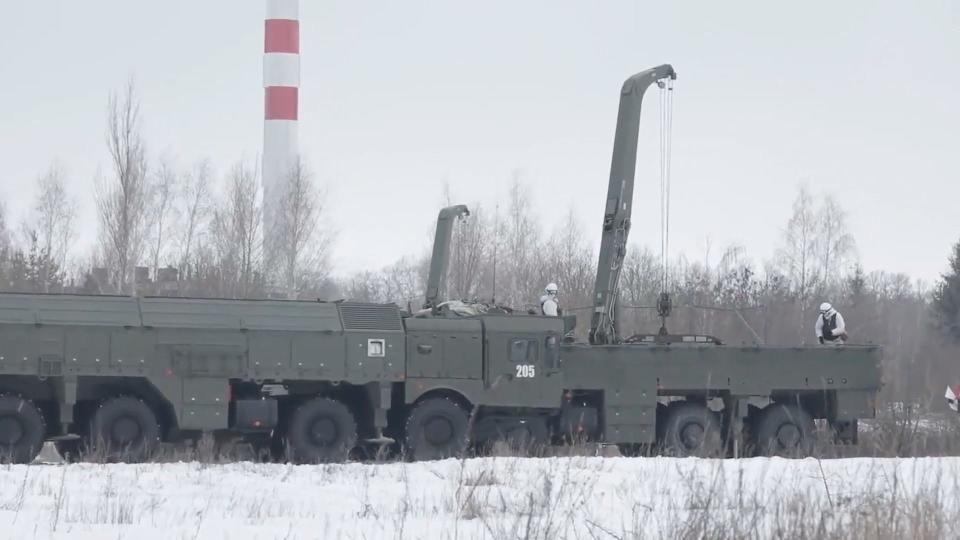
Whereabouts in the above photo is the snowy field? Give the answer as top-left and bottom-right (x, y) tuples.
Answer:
(2, 453), (959, 540)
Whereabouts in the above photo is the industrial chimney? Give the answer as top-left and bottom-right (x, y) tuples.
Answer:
(263, 0), (300, 262)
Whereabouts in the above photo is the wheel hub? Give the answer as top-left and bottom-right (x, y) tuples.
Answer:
(0, 416), (23, 446)
(310, 417), (338, 446)
(679, 422), (705, 450)
(424, 416), (454, 446)
(775, 423), (801, 448)
(111, 416), (142, 444)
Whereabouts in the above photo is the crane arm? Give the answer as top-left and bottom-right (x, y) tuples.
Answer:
(589, 64), (676, 345)
(423, 204), (470, 310)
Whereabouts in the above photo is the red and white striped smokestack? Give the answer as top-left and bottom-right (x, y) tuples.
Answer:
(263, 0), (299, 249)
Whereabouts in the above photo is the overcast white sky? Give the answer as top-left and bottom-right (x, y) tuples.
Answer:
(0, 1), (957, 283)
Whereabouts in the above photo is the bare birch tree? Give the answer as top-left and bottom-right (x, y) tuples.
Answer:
(777, 186), (822, 343)
(383, 256), (426, 306)
(177, 160), (212, 277)
(273, 157), (333, 297)
(543, 208), (594, 309)
(341, 256), (424, 306)
(96, 79), (150, 293)
(212, 160), (262, 298)
(17, 164), (77, 292)
(817, 194), (856, 289)
(343, 271), (382, 302)
(28, 164), (76, 270)
(149, 155), (178, 278)
(499, 175), (541, 308)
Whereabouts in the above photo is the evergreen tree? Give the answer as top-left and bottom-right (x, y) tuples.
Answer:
(7, 232), (65, 293)
(932, 240), (960, 339)
(846, 263), (867, 308)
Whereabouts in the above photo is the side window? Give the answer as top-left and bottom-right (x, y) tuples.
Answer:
(509, 339), (537, 363)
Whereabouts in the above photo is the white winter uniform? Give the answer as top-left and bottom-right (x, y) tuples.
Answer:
(815, 309), (847, 344)
(540, 294), (559, 316)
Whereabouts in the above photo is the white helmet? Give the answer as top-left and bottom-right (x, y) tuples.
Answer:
(545, 283), (558, 295)
(819, 302), (832, 314)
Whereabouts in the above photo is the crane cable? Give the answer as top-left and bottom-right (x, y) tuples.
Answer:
(658, 77), (674, 295)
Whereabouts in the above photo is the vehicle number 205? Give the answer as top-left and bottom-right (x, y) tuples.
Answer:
(515, 364), (536, 378)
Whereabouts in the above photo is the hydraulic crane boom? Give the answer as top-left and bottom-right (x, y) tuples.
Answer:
(423, 204), (470, 310)
(589, 64), (676, 345)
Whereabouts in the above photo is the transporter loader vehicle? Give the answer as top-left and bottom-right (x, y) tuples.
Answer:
(0, 64), (881, 464)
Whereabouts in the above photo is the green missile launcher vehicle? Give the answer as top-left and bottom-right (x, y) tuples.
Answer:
(0, 65), (881, 463)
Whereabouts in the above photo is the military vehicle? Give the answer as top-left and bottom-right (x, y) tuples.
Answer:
(0, 65), (881, 464)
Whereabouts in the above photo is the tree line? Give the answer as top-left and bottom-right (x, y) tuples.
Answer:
(1, 81), (958, 405)
(0, 81), (333, 301)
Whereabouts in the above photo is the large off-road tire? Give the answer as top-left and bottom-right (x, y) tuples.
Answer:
(88, 396), (160, 462)
(405, 398), (470, 461)
(660, 402), (723, 457)
(754, 403), (815, 457)
(286, 398), (357, 463)
(0, 395), (46, 464)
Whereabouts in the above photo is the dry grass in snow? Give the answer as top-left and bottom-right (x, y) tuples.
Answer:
(1, 455), (959, 539)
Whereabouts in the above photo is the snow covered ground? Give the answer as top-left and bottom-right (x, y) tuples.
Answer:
(2, 453), (959, 540)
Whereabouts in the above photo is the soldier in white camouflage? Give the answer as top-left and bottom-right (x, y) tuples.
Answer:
(815, 302), (847, 345)
(540, 283), (560, 316)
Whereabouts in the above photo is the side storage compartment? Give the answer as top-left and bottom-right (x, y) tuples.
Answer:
(181, 378), (229, 430)
(604, 381), (658, 444)
(595, 356), (659, 445)
(404, 317), (483, 379)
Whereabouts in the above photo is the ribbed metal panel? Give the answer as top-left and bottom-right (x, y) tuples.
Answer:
(338, 303), (403, 331)
(141, 298), (342, 332)
(0, 293), (141, 327)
